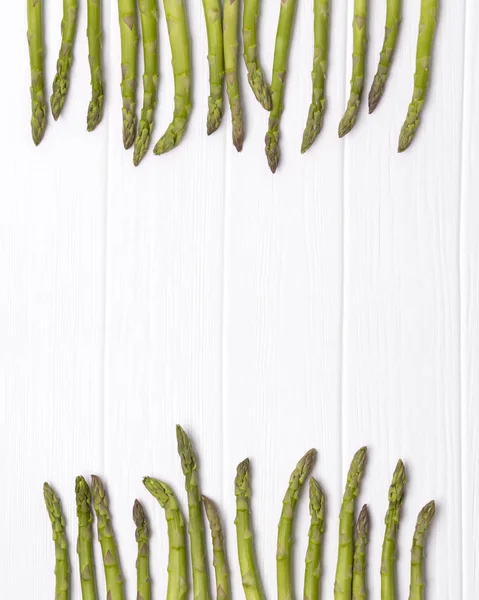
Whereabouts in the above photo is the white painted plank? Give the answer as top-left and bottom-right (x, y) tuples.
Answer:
(222, 0), (346, 595)
(341, 0), (464, 597)
(461, 0), (479, 595)
(101, 0), (227, 597)
(0, 1), (108, 598)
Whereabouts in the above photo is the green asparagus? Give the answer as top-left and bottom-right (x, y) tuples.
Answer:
(277, 449), (317, 600)
(265, 0), (299, 172)
(381, 460), (406, 600)
(301, 0), (329, 153)
(51, 0), (78, 120)
(27, 0), (47, 145)
(75, 477), (98, 600)
(398, 0), (438, 152)
(91, 475), (125, 600)
(153, 0), (192, 154)
(224, 0), (244, 150)
(133, 0), (159, 164)
(176, 425), (211, 600)
(118, 0), (139, 149)
(334, 447), (367, 600)
(202, 0), (225, 134)
(242, 0), (272, 110)
(43, 483), (70, 600)
(143, 477), (189, 600)
(303, 477), (325, 600)
(368, 0), (401, 113)
(133, 500), (151, 600)
(352, 504), (369, 600)
(408, 501), (435, 600)
(235, 459), (266, 600)
(338, 0), (367, 137)
(203, 496), (232, 600)
(87, 0), (105, 131)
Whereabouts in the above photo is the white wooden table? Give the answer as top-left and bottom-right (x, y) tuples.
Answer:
(1, 0), (476, 597)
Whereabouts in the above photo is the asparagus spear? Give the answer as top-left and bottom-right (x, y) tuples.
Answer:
(133, 500), (151, 600)
(338, 0), (367, 137)
(75, 477), (98, 600)
(118, 0), (139, 149)
(242, 0), (272, 110)
(408, 501), (435, 600)
(87, 0), (105, 131)
(235, 459), (266, 600)
(301, 0), (329, 153)
(143, 477), (189, 600)
(133, 0), (159, 165)
(398, 0), (438, 152)
(176, 425), (211, 600)
(334, 447), (367, 600)
(224, 0), (244, 151)
(381, 460), (406, 600)
(27, 0), (47, 145)
(43, 483), (70, 600)
(91, 475), (125, 600)
(265, 0), (299, 172)
(203, 496), (232, 600)
(352, 505), (369, 600)
(51, 0), (78, 120)
(277, 449), (317, 600)
(368, 0), (401, 113)
(153, 0), (192, 154)
(201, 0), (225, 134)
(303, 477), (325, 600)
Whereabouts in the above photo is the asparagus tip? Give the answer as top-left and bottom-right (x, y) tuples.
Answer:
(133, 499), (146, 525)
(357, 503), (369, 533)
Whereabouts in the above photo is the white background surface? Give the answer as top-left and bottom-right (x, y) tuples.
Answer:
(0, 0), (476, 597)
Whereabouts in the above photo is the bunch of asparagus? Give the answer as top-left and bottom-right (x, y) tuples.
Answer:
(44, 426), (436, 600)
(27, 0), (438, 168)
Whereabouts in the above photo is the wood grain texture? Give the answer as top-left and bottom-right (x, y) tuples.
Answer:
(461, 0), (479, 596)
(0, 0), (473, 597)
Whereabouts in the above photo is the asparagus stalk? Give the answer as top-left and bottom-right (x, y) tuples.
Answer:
(398, 0), (438, 152)
(143, 477), (189, 600)
(352, 504), (369, 600)
(27, 0), (47, 145)
(303, 477), (325, 600)
(75, 477), (98, 600)
(43, 483), (70, 600)
(224, 0), (244, 151)
(203, 496), (232, 600)
(51, 0), (78, 120)
(201, 0), (225, 134)
(235, 459), (266, 600)
(338, 0), (367, 137)
(118, 0), (139, 149)
(301, 0), (329, 153)
(242, 0), (272, 110)
(277, 449), (317, 600)
(87, 0), (105, 131)
(91, 475), (125, 600)
(334, 447), (367, 600)
(368, 0), (401, 113)
(133, 500), (151, 600)
(176, 425), (211, 600)
(153, 0), (192, 154)
(408, 501), (435, 600)
(381, 460), (406, 600)
(265, 0), (299, 172)
(133, 0), (159, 165)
